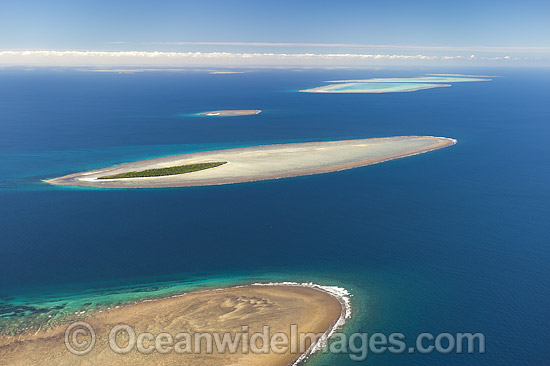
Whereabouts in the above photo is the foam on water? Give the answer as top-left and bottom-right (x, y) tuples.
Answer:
(247, 282), (352, 365)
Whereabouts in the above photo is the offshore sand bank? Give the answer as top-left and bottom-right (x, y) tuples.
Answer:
(300, 82), (451, 93)
(300, 74), (490, 93)
(0, 284), (346, 366)
(200, 110), (261, 116)
(45, 136), (456, 189)
(324, 76), (491, 83)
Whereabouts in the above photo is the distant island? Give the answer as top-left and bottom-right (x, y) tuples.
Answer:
(200, 110), (261, 116)
(300, 74), (491, 93)
(45, 136), (456, 189)
(324, 76), (491, 83)
(300, 82), (450, 93)
(210, 71), (245, 74)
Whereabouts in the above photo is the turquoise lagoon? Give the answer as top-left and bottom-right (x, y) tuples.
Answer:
(301, 74), (490, 93)
(326, 76), (491, 83)
(300, 82), (450, 93)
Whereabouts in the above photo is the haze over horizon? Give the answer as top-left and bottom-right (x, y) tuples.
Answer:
(1, 0), (549, 67)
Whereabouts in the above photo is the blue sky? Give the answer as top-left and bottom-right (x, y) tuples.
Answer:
(1, 0), (549, 66)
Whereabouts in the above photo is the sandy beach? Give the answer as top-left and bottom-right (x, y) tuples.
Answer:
(0, 285), (344, 366)
(300, 82), (451, 93)
(45, 136), (456, 189)
(324, 76), (491, 83)
(200, 110), (261, 116)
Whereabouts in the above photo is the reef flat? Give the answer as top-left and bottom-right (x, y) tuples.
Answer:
(45, 136), (456, 189)
(301, 74), (491, 93)
(324, 76), (491, 83)
(200, 110), (261, 116)
(300, 82), (450, 93)
(0, 284), (344, 366)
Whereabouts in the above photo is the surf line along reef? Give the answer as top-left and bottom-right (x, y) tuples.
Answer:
(0, 283), (349, 366)
(45, 136), (456, 189)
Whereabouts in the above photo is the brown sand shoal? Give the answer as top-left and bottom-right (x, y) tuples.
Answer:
(0, 285), (343, 366)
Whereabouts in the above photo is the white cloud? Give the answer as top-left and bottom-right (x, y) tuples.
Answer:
(139, 41), (550, 53)
(0, 50), (530, 67)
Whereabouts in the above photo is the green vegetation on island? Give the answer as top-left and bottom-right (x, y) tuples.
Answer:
(98, 162), (227, 179)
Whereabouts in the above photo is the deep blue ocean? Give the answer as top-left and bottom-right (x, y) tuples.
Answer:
(0, 68), (549, 365)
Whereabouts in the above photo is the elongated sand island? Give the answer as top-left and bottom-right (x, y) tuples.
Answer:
(200, 109), (261, 116)
(45, 136), (456, 189)
(324, 76), (491, 83)
(300, 74), (491, 93)
(0, 284), (346, 366)
(300, 82), (451, 93)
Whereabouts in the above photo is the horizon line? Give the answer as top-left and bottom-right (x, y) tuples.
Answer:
(106, 41), (550, 53)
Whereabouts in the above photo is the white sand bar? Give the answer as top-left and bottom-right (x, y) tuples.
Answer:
(45, 136), (456, 189)
(325, 76), (491, 83)
(300, 83), (450, 93)
(200, 109), (261, 116)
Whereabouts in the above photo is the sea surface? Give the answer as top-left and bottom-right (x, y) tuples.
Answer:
(0, 67), (549, 365)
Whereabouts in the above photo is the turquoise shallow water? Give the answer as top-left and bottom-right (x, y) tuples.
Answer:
(304, 82), (447, 93)
(1, 271), (359, 335)
(328, 76), (490, 83)
(0, 68), (549, 364)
